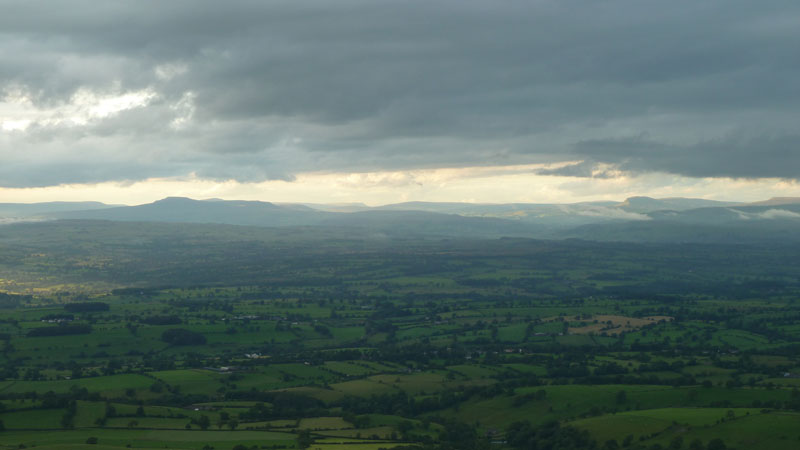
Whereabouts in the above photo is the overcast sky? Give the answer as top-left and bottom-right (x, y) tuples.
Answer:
(1, 0), (799, 204)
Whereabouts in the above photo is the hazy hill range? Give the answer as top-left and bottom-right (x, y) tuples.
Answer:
(1, 196), (799, 242)
(46, 197), (543, 238)
(746, 197), (800, 206)
(52, 197), (324, 227)
(358, 197), (738, 226)
(0, 201), (118, 223)
(567, 198), (800, 243)
(614, 196), (738, 213)
(371, 196), (736, 216)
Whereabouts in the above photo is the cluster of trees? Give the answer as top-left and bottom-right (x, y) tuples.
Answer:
(0, 292), (29, 308)
(506, 420), (597, 450)
(235, 393), (327, 421)
(64, 302), (109, 313)
(140, 315), (182, 325)
(161, 329), (206, 345)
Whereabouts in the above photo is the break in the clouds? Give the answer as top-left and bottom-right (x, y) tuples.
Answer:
(1, 0), (799, 188)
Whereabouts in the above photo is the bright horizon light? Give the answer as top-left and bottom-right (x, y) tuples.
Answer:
(1, 164), (798, 206)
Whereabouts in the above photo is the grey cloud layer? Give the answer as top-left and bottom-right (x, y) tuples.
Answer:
(1, 0), (799, 187)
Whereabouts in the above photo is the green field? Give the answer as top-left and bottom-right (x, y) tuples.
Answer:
(1, 223), (800, 449)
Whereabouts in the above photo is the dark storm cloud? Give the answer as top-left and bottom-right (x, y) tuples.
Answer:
(570, 134), (800, 180)
(1, 0), (799, 187)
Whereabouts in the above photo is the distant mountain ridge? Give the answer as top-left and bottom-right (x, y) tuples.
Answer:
(0, 201), (118, 218)
(745, 197), (800, 206)
(52, 197), (322, 227)
(312, 196), (740, 227)
(615, 196), (737, 213)
(46, 197), (542, 237)
(2, 196), (800, 243)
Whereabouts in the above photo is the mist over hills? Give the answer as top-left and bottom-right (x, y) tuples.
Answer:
(1, 196), (799, 243)
(614, 196), (737, 213)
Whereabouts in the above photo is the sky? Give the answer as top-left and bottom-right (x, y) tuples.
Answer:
(1, 0), (799, 205)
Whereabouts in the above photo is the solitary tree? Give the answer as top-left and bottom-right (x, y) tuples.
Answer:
(707, 438), (726, 450)
(198, 414), (211, 430)
(297, 429), (314, 449)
